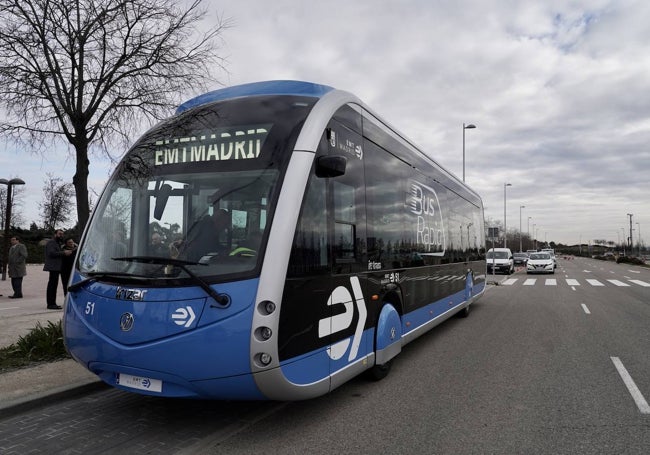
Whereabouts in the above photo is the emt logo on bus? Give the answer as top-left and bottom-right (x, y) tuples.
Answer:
(409, 181), (445, 255)
(319, 277), (367, 362)
(153, 126), (270, 166)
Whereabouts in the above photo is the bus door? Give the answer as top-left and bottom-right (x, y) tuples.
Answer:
(281, 106), (369, 384)
(322, 107), (370, 375)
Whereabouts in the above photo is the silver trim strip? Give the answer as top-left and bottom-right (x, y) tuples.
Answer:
(403, 288), (485, 346)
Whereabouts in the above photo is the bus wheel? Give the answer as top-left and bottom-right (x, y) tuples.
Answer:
(457, 303), (471, 318)
(367, 360), (392, 381)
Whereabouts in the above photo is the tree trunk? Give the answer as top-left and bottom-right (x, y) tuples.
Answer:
(72, 142), (91, 237)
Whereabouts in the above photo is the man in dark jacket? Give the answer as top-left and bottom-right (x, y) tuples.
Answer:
(43, 229), (73, 309)
(8, 236), (28, 298)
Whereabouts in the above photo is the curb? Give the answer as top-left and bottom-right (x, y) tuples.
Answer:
(0, 380), (107, 420)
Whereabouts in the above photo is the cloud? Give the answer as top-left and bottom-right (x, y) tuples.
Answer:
(2, 0), (649, 247)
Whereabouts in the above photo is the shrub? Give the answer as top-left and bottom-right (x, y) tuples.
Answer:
(0, 320), (69, 371)
(616, 256), (646, 266)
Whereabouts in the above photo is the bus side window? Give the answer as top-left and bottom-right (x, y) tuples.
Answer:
(364, 141), (405, 269)
(328, 111), (366, 273)
(333, 180), (356, 262)
(287, 174), (328, 278)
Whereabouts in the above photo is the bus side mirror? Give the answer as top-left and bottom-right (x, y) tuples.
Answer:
(316, 155), (347, 178)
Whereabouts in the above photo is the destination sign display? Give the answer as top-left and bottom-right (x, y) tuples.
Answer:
(153, 124), (272, 166)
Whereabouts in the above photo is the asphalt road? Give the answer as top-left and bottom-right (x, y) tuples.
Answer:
(1, 257), (649, 454)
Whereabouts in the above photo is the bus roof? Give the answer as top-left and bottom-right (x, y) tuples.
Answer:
(176, 80), (334, 114)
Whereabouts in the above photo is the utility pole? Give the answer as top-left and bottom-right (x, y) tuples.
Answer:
(627, 213), (633, 252)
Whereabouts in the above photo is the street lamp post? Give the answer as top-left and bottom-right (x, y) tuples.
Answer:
(1, 177), (26, 281)
(627, 213), (633, 251)
(503, 183), (511, 248)
(519, 205), (525, 252)
(462, 123), (476, 182)
(527, 216), (532, 250)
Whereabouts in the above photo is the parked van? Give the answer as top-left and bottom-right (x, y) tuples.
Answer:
(487, 247), (515, 274)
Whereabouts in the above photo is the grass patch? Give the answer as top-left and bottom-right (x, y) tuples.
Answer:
(0, 320), (70, 372)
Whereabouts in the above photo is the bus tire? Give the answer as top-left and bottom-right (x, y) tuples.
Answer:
(367, 360), (392, 381)
(457, 303), (471, 318)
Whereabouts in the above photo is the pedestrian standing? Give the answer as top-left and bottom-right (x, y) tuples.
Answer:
(43, 229), (73, 310)
(8, 236), (28, 298)
(60, 237), (77, 296)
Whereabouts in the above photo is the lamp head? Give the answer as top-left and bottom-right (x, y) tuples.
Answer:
(0, 178), (25, 185)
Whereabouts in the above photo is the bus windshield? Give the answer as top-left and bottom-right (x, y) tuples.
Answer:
(77, 95), (317, 283)
(78, 166), (278, 282)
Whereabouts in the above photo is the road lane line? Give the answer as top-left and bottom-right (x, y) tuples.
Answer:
(502, 278), (518, 286)
(581, 304), (590, 314)
(611, 357), (650, 414)
(607, 280), (630, 287)
(545, 279), (557, 286)
(586, 279), (604, 286)
(523, 278), (536, 286)
(628, 280), (650, 287)
(566, 279), (580, 286)
(0, 307), (20, 311)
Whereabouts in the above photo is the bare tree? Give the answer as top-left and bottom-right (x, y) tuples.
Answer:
(0, 0), (228, 232)
(40, 173), (75, 231)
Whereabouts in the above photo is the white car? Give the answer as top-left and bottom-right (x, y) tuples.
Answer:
(526, 252), (555, 274)
(487, 247), (515, 274)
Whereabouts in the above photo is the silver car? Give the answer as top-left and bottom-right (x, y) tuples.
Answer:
(526, 252), (555, 274)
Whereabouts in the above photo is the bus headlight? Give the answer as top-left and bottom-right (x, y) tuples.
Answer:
(259, 300), (276, 315)
(255, 326), (273, 341)
(258, 353), (272, 366)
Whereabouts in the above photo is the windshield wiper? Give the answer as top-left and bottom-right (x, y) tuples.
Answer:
(112, 256), (231, 307)
(68, 271), (146, 292)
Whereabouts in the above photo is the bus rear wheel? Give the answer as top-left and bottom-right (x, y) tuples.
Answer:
(367, 359), (392, 381)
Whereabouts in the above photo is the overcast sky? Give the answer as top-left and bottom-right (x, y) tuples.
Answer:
(2, 0), (649, 247)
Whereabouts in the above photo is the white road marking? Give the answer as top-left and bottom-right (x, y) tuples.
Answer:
(628, 280), (650, 287)
(566, 279), (580, 286)
(611, 357), (650, 414)
(502, 278), (518, 286)
(0, 307), (20, 311)
(581, 304), (591, 314)
(545, 279), (557, 286)
(586, 279), (604, 286)
(628, 270), (641, 274)
(607, 280), (630, 287)
(523, 279), (536, 286)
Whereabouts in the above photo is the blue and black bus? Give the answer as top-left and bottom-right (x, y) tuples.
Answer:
(63, 80), (486, 400)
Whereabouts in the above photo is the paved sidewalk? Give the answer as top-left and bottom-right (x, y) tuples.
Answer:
(0, 265), (103, 417)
